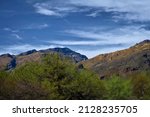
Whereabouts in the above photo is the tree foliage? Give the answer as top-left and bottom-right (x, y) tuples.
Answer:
(0, 54), (106, 99)
(131, 71), (150, 99)
(0, 54), (150, 100)
(105, 76), (132, 100)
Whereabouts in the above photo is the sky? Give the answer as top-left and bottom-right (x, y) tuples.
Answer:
(0, 0), (150, 58)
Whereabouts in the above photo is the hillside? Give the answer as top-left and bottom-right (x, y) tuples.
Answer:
(82, 40), (150, 79)
(0, 47), (87, 70)
(0, 41), (150, 100)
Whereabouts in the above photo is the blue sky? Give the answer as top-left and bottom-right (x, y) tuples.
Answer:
(0, 0), (150, 58)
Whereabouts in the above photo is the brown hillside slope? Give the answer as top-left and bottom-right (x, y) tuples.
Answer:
(82, 40), (150, 78)
(0, 48), (87, 70)
(0, 54), (13, 70)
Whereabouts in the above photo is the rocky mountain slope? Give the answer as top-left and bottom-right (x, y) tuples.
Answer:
(0, 47), (88, 70)
(82, 40), (150, 79)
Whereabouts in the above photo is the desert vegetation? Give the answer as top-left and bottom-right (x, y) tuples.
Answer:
(0, 54), (150, 100)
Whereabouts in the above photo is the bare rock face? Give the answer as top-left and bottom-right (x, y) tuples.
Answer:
(40, 47), (88, 63)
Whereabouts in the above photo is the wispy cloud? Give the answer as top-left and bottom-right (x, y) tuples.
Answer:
(33, 3), (61, 16)
(45, 25), (150, 58)
(3, 27), (19, 33)
(39, 24), (49, 29)
(11, 34), (22, 40)
(64, 26), (150, 45)
(25, 23), (49, 30)
(31, 0), (150, 21)
(86, 10), (101, 17)
(86, 12), (98, 18)
(33, 1), (90, 17)
(49, 40), (105, 46)
(64, 30), (106, 40)
(69, 0), (150, 22)
(3, 28), (11, 31)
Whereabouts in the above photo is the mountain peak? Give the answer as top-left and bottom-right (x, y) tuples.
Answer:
(0, 47), (87, 70)
(19, 49), (37, 56)
(40, 47), (88, 62)
(135, 39), (150, 46)
(51, 47), (75, 53)
(0, 53), (14, 58)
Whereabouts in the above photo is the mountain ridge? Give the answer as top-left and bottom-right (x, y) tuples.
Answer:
(0, 47), (88, 70)
(81, 40), (150, 79)
(0, 40), (149, 76)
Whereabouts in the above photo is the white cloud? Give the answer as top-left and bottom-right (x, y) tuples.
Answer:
(43, 25), (150, 58)
(11, 34), (22, 40)
(38, 23), (49, 29)
(32, 0), (150, 21)
(86, 11), (99, 17)
(3, 28), (11, 31)
(65, 30), (107, 40)
(34, 3), (61, 16)
(25, 23), (49, 30)
(36, 8), (60, 16)
(69, 0), (150, 21)
(50, 40), (104, 46)
(3, 27), (19, 33)
(33, 1), (90, 17)
(45, 25), (150, 58)
(64, 26), (150, 45)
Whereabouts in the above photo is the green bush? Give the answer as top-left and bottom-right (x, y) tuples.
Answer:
(58, 70), (106, 100)
(131, 71), (150, 99)
(0, 71), (8, 99)
(105, 76), (132, 100)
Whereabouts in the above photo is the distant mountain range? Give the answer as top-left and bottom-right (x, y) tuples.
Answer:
(81, 40), (150, 79)
(0, 48), (88, 70)
(0, 40), (150, 78)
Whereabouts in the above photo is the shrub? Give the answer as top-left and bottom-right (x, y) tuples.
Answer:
(131, 71), (150, 99)
(0, 71), (8, 99)
(59, 70), (106, 100)
(105, 76), (132, 100)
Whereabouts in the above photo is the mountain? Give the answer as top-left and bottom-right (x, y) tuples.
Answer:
(0, 47), (88, 70)
(81, 40), (150, 79)
(0, 54), (15, 70)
